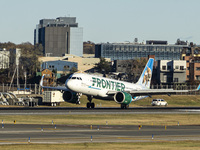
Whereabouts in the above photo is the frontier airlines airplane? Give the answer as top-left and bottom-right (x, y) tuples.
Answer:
(40, 58), (200, 109)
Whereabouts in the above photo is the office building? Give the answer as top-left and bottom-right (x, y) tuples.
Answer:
(39, 54), (111, 72)
(95, 41), (188, 61)
(0, 49), (10, 69)
(182, 46), (200, 81)
(41, 60), (78, 74)
(157, 60), (186, 84)
(34, 17), (83, 57)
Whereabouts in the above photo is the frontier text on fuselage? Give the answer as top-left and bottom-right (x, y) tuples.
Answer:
(92, 77), (125, 91)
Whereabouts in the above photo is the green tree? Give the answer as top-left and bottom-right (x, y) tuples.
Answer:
(95, 57), (111, 73)
(125, 58), (148, 82)
(34, 44), (43, 56)
(0, 69), (9, 83)
(83, 41), (95, 54)
(0, 42), (16, 50)
(0, 42), (43, 83)
(70, 67), (78, 73)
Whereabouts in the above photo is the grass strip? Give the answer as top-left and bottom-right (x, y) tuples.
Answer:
(1, 141), (200, 150)
(0, 114), (199, 126)
(59, 95), (200, 107)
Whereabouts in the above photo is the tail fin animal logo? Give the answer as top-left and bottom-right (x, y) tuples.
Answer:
(137, 58), (154, 88)
(142, 67), (152, 86)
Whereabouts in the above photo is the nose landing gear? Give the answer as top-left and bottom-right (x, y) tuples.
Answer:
(76, 93), (82, 105)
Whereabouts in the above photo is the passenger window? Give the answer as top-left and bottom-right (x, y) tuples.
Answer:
(72, 77), (76, 79)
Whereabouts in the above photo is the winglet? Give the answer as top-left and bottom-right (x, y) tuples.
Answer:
(197, 84), (200, 90)
(40, 75), (45, 87)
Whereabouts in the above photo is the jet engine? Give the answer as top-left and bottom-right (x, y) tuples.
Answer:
(62, 91), (78, 103)
(114, 91), (132, 105)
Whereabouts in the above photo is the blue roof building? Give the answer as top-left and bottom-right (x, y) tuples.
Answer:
(41, 60), (78, 73)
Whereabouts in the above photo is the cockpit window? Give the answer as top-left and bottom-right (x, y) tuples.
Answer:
(70, 77), (82, 80)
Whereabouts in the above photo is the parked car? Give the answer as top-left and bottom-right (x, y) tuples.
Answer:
(151, 99), (168, 106)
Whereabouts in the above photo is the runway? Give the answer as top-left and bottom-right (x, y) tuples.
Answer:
(0, 107), (200, 115)
(0, 107), (200, 144)
(0, 124), (200, 144)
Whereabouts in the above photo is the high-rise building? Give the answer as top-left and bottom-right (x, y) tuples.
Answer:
(34, 17), (83, 57)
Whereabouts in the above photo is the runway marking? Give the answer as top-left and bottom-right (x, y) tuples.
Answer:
(35, 128), (61, 130)
(0, 140), (27, 144)
(1, 135), (200, 145)
(180, 109), (200, 112)
(117, 137), (163, 141)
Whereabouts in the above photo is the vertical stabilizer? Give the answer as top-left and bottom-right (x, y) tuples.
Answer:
(136, 58), (154, 88)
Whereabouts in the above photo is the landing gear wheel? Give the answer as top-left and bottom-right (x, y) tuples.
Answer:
(86, 95), (95, 109)
(86, 102), (95, 108)
(91, 103), (95, 108)
(87, 102), (91, 108)
(121, 104), (129, 109)
(76, 100), (80, 105)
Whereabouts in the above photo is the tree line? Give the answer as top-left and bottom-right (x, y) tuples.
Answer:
(0, 42), (43, 84)
(0, 41), (94, 84)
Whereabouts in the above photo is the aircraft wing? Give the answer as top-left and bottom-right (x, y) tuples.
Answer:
(107, 84), (200, 96)
(40, 75), (68, 91)
(128, 89), (190, 96)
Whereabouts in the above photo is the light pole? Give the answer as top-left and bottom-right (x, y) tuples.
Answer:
(24, 71), (27, 91)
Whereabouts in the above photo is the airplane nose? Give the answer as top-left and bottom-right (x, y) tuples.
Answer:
(65, 80), (70, 89)
(66, 79), (75, 90)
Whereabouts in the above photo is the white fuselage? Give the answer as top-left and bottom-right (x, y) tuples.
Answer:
(66, 73), (145, 98)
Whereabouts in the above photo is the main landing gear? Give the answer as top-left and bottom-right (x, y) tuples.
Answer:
(121, 104), (129, 109)
(86, 95), (95, 108)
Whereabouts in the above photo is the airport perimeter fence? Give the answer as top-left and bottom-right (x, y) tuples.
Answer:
(0, 83), (200, 95)
(150, 84), (200, 95)
(0, 84), (41, 95)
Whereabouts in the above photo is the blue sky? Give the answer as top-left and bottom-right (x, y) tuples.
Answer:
(0, 0), (200, 44)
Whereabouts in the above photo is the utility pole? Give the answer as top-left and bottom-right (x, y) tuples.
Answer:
(17, 64), (19, 90)
(24, 71), (27, 90)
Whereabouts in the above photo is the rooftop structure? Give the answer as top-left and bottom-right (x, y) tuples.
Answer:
(39, 54), (111, 72)
(34, 17), (83, 57)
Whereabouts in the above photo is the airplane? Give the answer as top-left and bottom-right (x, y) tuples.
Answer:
(40, 58), (200, 109)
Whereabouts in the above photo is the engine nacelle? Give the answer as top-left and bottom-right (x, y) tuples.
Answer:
(114, 91), (132, 105)
(63, 91), (78, 104)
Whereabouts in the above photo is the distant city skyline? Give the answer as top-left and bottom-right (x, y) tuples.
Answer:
(0, 0), (200, 44)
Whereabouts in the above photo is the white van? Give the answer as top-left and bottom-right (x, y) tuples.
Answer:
(151, 99), (168, 106)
